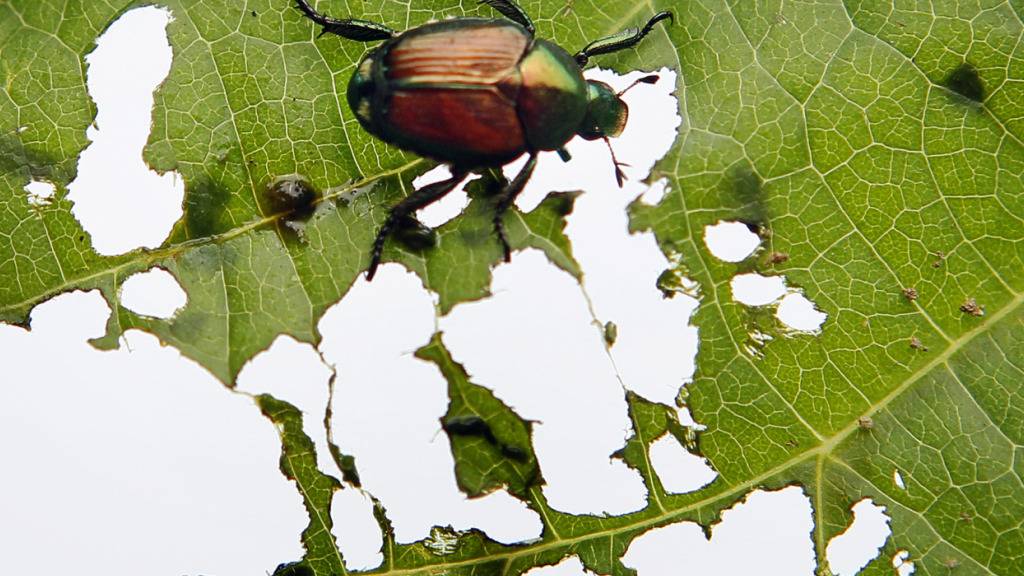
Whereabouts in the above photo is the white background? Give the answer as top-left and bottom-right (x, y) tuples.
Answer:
(0, 7), (895, 576)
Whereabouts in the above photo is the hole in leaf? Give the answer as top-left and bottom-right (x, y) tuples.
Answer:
(119, 267), (186, 319)
(639, 177), (671, 206)
(649, 433), (717, 494)
(825, 498), (892, 576)
(523, 556), (597, 576)
(731, 273), (787, 306)
(1, 291), (306, 574)
(319, 265), (542, 543)
(777, 293), (827, 332)
(236, 335), (336, 478)
(894, 469), (906, 490)
(497, 68), (698, 408)
(415, 165), (470, 228)
(330, 489), (384, 571)
(27, 290), (110, 342)
(621, 486), (815, 575)
(23, 180), (56, 207)
(440, 252), (648, 515)
(892, 550), (915, 576)
(704, 221), (761, 262)
(66, 6), (184, 255)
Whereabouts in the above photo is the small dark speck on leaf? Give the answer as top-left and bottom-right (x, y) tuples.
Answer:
(960, 298), (984, 317)
(960, 511), (973, 523)
(902, 287), (918, 301)
(909, 336), (928, 351)
(945, 62), (985, 104)
(768, 252), (789, 265)
(78, 235), (84, 242)
(858, 416), (874, 430)
(932, 251), (946, 268)
(251, 10), (257, 17)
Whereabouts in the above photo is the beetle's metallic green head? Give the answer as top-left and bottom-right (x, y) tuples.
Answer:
(577, 80), (628, 141)
(576, 75), (660, 187)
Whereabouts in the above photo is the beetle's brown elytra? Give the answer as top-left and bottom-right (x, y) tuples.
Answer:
(296, 0), (673, 279)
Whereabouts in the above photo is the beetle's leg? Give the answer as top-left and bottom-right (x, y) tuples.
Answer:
(479, 0), (535, 36)
(574, 11), (673, 67)
(492, 154), (538, 262)
(296, 0), (397, 41)
(367, 169), (469, 281)
(556, 148), (572, 162)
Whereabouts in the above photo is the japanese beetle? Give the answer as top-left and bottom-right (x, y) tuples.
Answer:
(296, 0), (673, 279)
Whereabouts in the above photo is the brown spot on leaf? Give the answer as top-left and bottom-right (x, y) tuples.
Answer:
(857, 416), (874, 430)
(960, 298), (984, 317)
(902, 287), (918, 301)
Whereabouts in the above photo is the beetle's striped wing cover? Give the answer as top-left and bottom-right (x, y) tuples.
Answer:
(382, 19), (530, 165)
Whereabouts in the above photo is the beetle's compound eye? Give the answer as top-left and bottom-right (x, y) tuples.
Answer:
(577, 80), (628, 141)
(347, 56), (377, 125)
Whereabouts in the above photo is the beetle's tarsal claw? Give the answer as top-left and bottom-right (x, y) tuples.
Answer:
(614, 166), (627, 188)
(603, 138), (628, 188)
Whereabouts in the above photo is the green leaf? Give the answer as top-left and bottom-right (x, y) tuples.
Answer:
(2, 0), (1023, 575)
(416, 333), (542, 499)
(258, 394), (346, 576)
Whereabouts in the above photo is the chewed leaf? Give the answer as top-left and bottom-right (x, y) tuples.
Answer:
(1, 1), (1023, 575)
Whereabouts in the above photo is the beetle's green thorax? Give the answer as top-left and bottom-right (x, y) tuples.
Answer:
(516, 39), (588, 151)
(577, 80), (628, 141)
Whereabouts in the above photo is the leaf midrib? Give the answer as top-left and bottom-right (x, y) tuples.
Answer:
(0, 159), (423, 317)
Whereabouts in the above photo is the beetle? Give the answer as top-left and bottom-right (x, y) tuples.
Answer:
(296, 0), (673, 280)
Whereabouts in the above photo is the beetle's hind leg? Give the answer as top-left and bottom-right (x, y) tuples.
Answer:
(296, 0), (397, 41)
(478, 0), (535, 36)
(367, 168), (469, 281)
(492, 154), (538, 262)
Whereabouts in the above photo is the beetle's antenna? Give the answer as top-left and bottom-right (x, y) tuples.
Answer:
(604, 137), (629, 187)
(618, 74), (660, 97)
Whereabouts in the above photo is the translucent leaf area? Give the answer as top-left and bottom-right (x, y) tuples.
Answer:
(2, 1), (1023, 575)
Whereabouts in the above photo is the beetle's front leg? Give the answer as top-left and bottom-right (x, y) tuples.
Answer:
(492, 154), (538, 262)
(367, 168), (469, 281)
